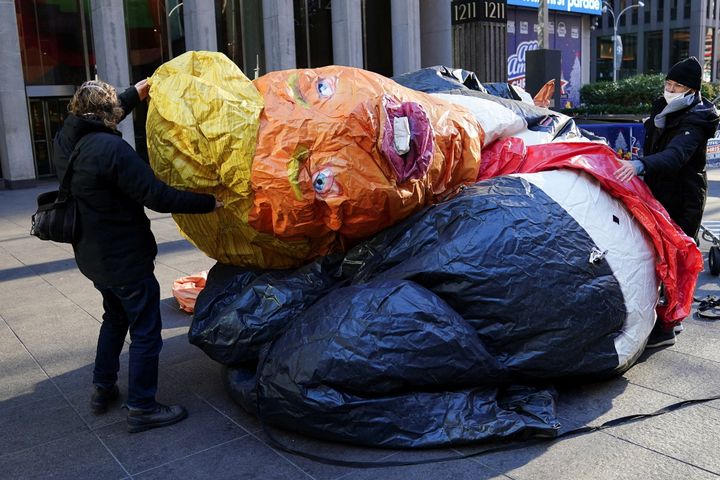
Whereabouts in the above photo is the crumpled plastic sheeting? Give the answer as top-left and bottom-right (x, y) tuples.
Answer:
(147, 53), (483, 269)
(190, 172), (650, 447)
(392, 65), (487, 93)
(479, 138), (702, 326)
(249, 66), (483, 254)
(146, 51), (294, 268)
(394, 66), (588, 145)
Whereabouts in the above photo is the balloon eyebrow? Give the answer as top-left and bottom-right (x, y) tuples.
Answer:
(288, 145), (310, 200)
(287, 73), (309, 107)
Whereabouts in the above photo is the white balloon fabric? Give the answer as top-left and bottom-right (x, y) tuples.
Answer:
(432, 92), (527, 146)
(515, 170), (659, 368)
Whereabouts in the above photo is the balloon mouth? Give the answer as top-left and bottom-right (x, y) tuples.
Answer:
(380, 97), (434, 182)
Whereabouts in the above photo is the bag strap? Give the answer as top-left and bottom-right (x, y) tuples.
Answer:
(58, 134), (93, 202)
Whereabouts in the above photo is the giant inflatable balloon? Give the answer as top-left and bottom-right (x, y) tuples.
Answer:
(147, 51), (482, 269)
(145, 52), (703, 447)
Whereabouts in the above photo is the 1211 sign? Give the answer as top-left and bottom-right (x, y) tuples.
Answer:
(451, 0), (507, 25)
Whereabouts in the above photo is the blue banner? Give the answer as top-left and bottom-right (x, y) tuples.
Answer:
(577, 123), (645, 160)
(507, 0), (602, 15)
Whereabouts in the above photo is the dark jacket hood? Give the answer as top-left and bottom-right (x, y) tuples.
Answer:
(60, 114), (119, 147)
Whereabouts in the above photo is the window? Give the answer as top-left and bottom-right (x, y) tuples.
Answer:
(658, 0), (664, 21)
(15, 0), (93, 86)
(619, 33), (638, 80)
(670, 0), (677, 20)
(362, 0), (393, 76)
(124, 0), (185, 79)
(645, 31), (663, 74)
(216, 0), (265, 77)
(684, 0), (690, 19)
(670, 28), (690, 66)
(124, 0), (186, 160)
(596, 36), (614, 81)
(294, 0), (333, 68)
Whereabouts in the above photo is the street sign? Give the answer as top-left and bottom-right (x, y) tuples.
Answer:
(451, 0), (508, 25)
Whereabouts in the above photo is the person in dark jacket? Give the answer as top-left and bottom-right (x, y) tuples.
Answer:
(614, 56), (720, 348)
(53, 79), (221, 433)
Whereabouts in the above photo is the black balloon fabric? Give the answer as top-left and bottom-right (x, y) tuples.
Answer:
(189, 175), (639, 447)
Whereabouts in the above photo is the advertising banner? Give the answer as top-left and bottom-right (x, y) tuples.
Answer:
(507, 0), (601, 15)
(507, 8), (582, 107)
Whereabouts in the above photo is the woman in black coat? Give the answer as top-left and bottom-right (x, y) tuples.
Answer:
(615, 57), (720, 347)
(53, 79), (221, 433)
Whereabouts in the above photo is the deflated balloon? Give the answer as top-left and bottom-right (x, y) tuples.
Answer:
(147, 51), (482, 269)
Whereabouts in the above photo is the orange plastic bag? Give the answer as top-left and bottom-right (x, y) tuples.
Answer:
(172, 271), (208, 314)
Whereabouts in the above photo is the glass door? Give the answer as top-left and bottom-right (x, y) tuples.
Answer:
(27, 97), (71, 178)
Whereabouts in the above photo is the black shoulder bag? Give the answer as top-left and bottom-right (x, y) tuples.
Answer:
(30, 137), (87, 243)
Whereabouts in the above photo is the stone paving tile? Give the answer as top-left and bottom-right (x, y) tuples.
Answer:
(669, 319), (720, 363)
(1, 304), (101, 384)
(0, 272), (64, 305)
(610, 404), (720, 475)
(556, 378), (685, 427)
(0, 430), (128, 480)
(95, 387), (247, 475)
(158, 296), (196, 330)
(0, 317), (57, 406)
(0, 393), (87, 456)
(65, 374), (130, 431)
(458, 431), (719, 480)
(339, 453), (510, 480)
(165, 357), (265, 435)
(132, 435), (310, 480)
(555, 379), (720, 475)
(259, 426), (497, 480)
(624, 348), (720, 401)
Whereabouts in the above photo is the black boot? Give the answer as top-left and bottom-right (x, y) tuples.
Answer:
(90, 384), (119, 414)
(126, 403), (188, 433)
(645, 323), (676, 349)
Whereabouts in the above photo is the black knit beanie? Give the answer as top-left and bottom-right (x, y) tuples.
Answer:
(666, 56), (702, 91)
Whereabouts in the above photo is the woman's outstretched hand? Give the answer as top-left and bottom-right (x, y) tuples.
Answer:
(135, 78), (150, 101)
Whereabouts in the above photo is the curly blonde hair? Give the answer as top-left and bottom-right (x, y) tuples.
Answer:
(69, 80), (124, 129)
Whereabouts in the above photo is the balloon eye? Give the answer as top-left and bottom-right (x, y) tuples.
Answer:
(312, 170), (334, 194)
(317, 79), (334, 98)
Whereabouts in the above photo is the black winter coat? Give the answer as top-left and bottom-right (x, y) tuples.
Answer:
(53, 87), (215, 287)
(642, 94), (719, 239)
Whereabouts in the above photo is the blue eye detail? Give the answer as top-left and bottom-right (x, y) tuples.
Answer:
(312, 169), (334, 194)
(317, 79), (334, 98)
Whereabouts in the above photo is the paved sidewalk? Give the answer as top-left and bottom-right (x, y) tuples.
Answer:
(1, 175), (719, 480)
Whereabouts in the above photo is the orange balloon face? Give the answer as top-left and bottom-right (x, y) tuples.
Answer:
(250, 66), (483, 250)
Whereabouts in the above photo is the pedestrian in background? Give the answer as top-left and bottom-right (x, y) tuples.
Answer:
(53, 79), (222, 432)
(614, 56), (720, 348)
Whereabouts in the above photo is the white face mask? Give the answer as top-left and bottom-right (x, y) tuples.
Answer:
(663, 90), (687, 104)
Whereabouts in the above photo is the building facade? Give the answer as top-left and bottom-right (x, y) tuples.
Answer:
(1, 0), (598, 188)
(591, 0), (720, 83)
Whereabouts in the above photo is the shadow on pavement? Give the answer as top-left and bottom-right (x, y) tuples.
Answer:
(0, 320), (629, 478)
